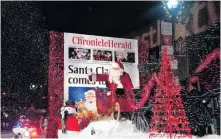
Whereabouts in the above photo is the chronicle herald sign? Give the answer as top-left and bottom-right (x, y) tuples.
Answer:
(64, 33), (139, 103)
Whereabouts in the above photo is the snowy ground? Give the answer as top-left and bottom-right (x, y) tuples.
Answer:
(2, 120), (219, 139)
(1, 131), (15, 138)
(1, 131), (46, 139)
(75, 120), (221, 139)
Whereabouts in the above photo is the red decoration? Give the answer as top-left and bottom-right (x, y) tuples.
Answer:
(46, 34), (151, 137)
(138, 40), (150, 88)
(47, 32), (192, 138)
(127, 39), (154, 111)
(47, 31), (64, 138)
(109, 83), (118, 107)
(149, 48), (192, 139)
(194, 48), (220, 73)
(133, 75), (156, 111)
(188, 76), (199, 83)
(197, 59), (220, 90)
(189, 48), (220, 90)
(95, 88), (111, 114)
(57, 116), (81, 132)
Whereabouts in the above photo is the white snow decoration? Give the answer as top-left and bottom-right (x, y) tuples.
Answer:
(75, 120), (221, 139)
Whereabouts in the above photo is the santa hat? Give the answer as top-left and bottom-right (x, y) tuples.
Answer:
(112, 61), (124, 70)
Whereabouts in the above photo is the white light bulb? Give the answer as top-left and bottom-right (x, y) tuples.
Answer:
(32, 84), (36, 88)
(167, 0), (179, 9)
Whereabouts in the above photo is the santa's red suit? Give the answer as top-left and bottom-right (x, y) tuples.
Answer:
(57, 106), (81, 138)
(89, 61), (135, 112)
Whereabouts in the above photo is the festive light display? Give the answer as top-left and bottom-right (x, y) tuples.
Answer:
(188, 48), (220, 91)
(186, 20), (220, 93)
(186, 20), (220, 74)
(198, 59), (220, 91)
(47, 31), (64, 138)
(184, 21), (220, 136)
(194, 49), (220, 73)
(180, 90), (217, 137)
(46, 20), (220, 138)
(138, 40), (150, 88)
(133, 74), (156, 111)
(149, 48), (191, 138)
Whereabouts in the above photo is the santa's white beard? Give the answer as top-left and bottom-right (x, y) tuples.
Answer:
(85, 98), (96, 103)
(84, 100), (97, 112)
(108, 69), (123, 83)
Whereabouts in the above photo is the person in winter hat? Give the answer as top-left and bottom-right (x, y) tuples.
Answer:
(89, 61), (135, 112)
(57, 100), (81, 138)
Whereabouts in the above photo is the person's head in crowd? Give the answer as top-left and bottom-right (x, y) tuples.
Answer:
(71, 50), (75, 55)
(93, 50), (97, 55)
(106, 52), (111, 58)
(19, 115), (26, 123)
(44, 118), (48, 123)
(75, 48), (85, 58)
(74, 48), (89, 59)
(115, 51), (123, 61)
(122, 52), (128, 60)
(97, 50), (102, 56)
(71, 51), (76, 57)
(81, 49), (89, 58)
(188, 82), (198, 93)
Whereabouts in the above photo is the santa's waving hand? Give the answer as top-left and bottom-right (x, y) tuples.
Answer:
(89, 61), (133, 89)
(89, 61), (135, 112)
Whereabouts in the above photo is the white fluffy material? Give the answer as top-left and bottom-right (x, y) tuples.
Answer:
(112, 62), (121, 69)
(108, 68), (123, 84)
(60, 106), (77, 119)
(74, 120), (221, 139)
(84, 90), (97, 112)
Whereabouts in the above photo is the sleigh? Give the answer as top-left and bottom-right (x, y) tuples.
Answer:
(94, 85), (135, 120)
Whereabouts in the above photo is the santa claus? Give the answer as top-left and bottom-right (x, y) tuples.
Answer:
(89, 61), (135, 112)
(84, 90), (97, 112)
(58, 100), (88, 138)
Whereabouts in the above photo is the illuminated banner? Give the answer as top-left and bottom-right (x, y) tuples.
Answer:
(174, 24), (186, 56)
(64, 33), (139, 111)
(161, 21), (173, 55)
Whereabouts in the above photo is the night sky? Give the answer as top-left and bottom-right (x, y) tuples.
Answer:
(1, 1), (164, 108)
